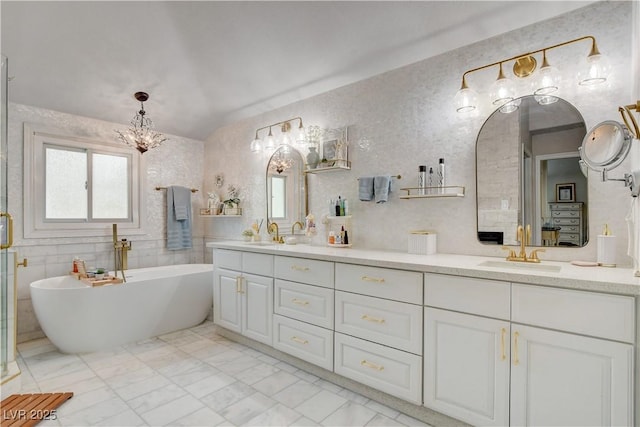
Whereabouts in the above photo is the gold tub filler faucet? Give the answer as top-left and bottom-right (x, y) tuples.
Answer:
(112, 224), (132, 281)
(502, 224), (544, 263)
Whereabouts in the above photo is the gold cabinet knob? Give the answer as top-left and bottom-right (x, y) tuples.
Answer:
(17, 258), (28, 268)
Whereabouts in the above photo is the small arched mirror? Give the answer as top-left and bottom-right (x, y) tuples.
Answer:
(476, 95), (588, 247)
(266, 146), (307, 234)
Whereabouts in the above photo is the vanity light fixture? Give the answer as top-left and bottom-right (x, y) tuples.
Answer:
(250, 117), (306, 153)
(455, 36), (610, 113)
(115, 91), (167, 154)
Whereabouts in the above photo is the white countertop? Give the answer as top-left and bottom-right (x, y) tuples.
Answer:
(206, 240), (640, 296)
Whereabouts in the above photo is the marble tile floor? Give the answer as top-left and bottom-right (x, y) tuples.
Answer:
(12, 322), (432, 427)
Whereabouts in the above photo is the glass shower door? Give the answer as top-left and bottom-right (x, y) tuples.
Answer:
(1, 54), (9, 377)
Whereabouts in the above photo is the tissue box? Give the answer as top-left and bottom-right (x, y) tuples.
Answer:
(408, 231), (436, 255)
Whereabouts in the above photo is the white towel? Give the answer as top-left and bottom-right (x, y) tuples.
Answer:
(167, 186), (192, 250)
(358, 177), (374, 201)
(374, 175), (391, 203)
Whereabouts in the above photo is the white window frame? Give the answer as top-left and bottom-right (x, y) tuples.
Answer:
(24, 123), (145, 238)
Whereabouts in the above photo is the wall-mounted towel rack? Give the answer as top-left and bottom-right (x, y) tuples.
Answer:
(155, 186), (199, 193)
(357, 175), (401, 180)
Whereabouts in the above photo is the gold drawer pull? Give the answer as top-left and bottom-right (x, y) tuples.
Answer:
(291, 298), (310, 306)
(290, 336), (308, 345)
(500, 328), (506, 361)
(235, 276), (244, 294)
(291, 265), (310, 272)
(361, 275), (385, 283)
(361, 314), (385, 324)
(360, 360), (384, 371)
(513, 331), (520, 366)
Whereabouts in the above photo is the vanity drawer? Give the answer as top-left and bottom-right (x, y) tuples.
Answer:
(558, 233), (580, 244)
(512, 284), (635, 343)
(424, 273), (510, 320)
(213, 249), (242, 270)
(273, 315), (333, 371)
(334, 332), (422, 404)
(335, 291), (422, 354)
(552, 217), (580, 226)
(335, 263), (422, 303)
(275, 256), (334, 288)
(549, 203), (582, 211)
(275, 279), (334, 329)
(558, 225), (580, 233)
(242, 252), (273, 276)
(552, 210), (581, 218)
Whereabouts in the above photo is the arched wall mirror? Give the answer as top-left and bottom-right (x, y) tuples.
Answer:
(476, 95), (589, 247)
(266, 146), (307, 234)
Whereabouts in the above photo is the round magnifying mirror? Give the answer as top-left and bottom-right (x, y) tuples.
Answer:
(580, 120), (632, 172)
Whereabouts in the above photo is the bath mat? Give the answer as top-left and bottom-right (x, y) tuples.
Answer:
(1, 392), (73, 426)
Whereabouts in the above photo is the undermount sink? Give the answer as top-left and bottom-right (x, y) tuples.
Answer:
(477, 260), (561, 273)
(245, 241), (276, 246)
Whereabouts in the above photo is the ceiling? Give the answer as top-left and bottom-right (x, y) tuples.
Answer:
(1, 1), (595, 141)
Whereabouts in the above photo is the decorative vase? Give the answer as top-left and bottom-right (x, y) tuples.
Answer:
(306, 147), (320, 169)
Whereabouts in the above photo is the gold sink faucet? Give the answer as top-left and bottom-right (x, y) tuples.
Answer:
(268, 222), (283, 243)
(292, 221), (304, 235)
(502, 224), (545, 263)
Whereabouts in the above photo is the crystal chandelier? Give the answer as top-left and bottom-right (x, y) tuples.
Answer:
(115, 91), (167, 153)
(268, 148), (295, 174)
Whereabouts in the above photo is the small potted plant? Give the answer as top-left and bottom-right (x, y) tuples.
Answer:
(95, 268), (106, 280)
(241, 229), (254, 242)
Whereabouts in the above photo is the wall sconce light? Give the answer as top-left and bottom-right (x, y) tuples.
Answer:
(250, 117), (306, 153)
(115, 91), (168, 153)
(455, 36), (610, 113)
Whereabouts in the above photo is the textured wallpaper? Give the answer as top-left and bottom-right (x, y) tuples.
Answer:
(204, 1), (635, 265)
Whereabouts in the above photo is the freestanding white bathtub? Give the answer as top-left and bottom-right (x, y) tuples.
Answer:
(30, 264), (213, 353)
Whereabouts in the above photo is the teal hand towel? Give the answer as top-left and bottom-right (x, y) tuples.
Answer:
(374, 176), (391, 203)
(167, 186), (192, 250)
(358, 177), (374, 201)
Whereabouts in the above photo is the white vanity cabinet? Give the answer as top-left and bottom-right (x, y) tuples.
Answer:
(213, 249), (274, 345)
(424, 273), (636, 427)
(272, 256), (335, 371)
(424, 274), (511, 426)
(510, 284), (635, 426)
(334, 263), (423, 404)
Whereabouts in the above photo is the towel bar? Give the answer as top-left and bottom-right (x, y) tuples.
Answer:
(155, 186), (198, 193)
(357, 175), (401, 180)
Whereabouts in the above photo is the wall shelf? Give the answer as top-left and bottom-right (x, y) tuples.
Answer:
(399, 186), (465, 199)
(305, 159), (351, 173)
(200, 214), (242, 217)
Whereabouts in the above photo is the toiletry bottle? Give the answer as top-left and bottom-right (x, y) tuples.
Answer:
(329, 199), (334, 216)
(419, 165), (427, 195)
(72, 256), (80, 273)
(343, 199), (349, 216)
(428, 167), (434, 194)
(438, 158), (445, 194)
(328, 231), (335, 245)
(335, 198), (341, 216)
(343, 228), (349, 245)
(340, 197), (345, 216)
(335, 231), (342, 245)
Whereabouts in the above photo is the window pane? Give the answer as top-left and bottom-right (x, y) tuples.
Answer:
(92, 153), (129, 219)
(270, 176), (286, 218)
(45, 146), (87, 219)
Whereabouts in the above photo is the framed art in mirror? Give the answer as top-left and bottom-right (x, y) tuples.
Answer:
(556, 183), (575, 202)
